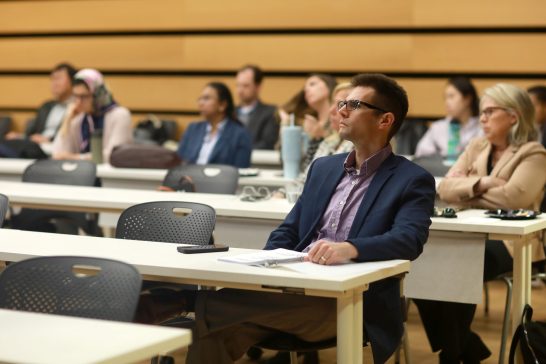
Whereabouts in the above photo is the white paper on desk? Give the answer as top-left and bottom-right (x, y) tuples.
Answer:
(218, 248), (307, 267)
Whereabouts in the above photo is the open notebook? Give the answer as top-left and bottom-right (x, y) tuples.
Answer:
(218, 248), (307, 267)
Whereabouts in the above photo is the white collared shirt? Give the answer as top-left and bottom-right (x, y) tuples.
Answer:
(196, 119), (227, 165)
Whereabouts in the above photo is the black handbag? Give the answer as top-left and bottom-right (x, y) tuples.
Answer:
(134, 116), (178, 145)
(509, 304), (546, 364)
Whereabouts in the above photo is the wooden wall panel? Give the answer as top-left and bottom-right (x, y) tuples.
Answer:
(1, 0), (545, 33)
(1, 34), (545, 73)
(1, 0), (545, 140)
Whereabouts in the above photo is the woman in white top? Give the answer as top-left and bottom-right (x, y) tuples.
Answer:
(415, 77), (482, 159)
(53, 68), (132, 162)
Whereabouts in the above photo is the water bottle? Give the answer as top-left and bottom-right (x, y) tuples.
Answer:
(90, 129), (103, 164)
(281, 125), (302, 179)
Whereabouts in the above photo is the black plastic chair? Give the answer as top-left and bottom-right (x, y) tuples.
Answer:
(116, 201), (216, 364)
(116, 201), (216, 245)
(0, 193), (8, 226)
(22, 159), (97, 186)
(12, 160), (101, 235)
(163, 164), (239, 194)
(0, 256), (142, 322)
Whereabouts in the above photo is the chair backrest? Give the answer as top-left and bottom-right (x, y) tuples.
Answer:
(412, 155), (450, 177)
(22, 160), (97, 186)
(0, 194), (8, 226)
(163, 164), (239, 194)
(116, 201), (216, 245)
(0, 256), (142, 322)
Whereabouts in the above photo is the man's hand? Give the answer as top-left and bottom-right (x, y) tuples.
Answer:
(4, 131), (23, 140)
(305, 240), (358, 265)
(29, 134), (51, 144)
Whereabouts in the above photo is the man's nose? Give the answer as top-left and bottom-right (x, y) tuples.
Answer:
(338, 106), (349, 117)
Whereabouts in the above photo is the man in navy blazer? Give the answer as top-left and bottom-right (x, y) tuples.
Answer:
(185, 74), (435, 364)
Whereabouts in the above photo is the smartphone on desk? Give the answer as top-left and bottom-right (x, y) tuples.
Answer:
(177, 244), (229, 254)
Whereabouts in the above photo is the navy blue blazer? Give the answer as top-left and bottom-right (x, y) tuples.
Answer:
(266, 152), (436, 363)
(177, 119), (252, 168)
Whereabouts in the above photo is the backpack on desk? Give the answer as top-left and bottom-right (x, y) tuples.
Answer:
(509, 304), (546, 364)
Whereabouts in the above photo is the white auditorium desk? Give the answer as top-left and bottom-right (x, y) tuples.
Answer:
(0, 229), (410, 364)
(411, 209), (546, 341)
(251, 149), (281, 168)
(0, 158), (290, 190)
(1, 177), (543, 341)
(98, 164), (290, 190)
(0, 180), (291, 248)
(0, 308), (191, 364)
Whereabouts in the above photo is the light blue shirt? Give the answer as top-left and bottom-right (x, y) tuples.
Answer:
(42, 102), (68, 139)
(196, 119), (227, 165)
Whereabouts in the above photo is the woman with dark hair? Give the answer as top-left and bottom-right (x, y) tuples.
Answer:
(415, 77), (482, 159)
(52, 68), (132, 162)
(177, 82), (252, 168)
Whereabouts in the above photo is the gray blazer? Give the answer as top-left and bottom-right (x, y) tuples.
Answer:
(237, 101), (279, 150)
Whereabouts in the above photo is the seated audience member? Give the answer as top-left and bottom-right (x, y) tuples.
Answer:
(527, 85), (546, 148)
(177, 82), (252, 168)
(184, 74), (436, 364)
(235, 65), (279, 150)
(298, 82), (354, 182)
(414, 83), (546, 364)
(5, 63), (77, 144)
(52, 68), (132, 162)
(279, 74), (337, 171)
(415, 77), (482, 160)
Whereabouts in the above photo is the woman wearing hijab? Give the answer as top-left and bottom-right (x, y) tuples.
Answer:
(52, 68), (132, 162)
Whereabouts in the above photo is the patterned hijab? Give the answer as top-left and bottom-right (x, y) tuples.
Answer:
(74, 68), (116, 114)
(74, 69), (117, 153)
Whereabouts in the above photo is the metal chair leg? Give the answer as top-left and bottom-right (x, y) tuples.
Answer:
(498, 277), (512, 364)
(289, 351), (298, 364)
(484, 281), (490, 316)
(403, 322), (411, 364)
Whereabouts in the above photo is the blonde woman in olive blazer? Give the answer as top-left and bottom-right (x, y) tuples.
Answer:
(414, 83), (546, 364)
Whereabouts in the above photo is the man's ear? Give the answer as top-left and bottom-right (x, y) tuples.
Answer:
(378, 112), (395, 131)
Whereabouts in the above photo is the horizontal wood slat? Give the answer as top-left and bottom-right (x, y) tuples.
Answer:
(0, 34), (545, 73)
(1, 0), (545, 33)
(1, 76), (544, 118)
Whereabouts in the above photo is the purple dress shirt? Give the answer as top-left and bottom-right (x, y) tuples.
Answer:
(304, 144), (393, 251)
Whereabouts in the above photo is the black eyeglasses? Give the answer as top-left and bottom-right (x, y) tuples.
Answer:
(337, 99), (389, 113)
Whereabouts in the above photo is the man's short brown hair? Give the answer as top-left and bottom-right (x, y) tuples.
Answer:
(238, 65), (264, 85)
(351, 73), (408, 140)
